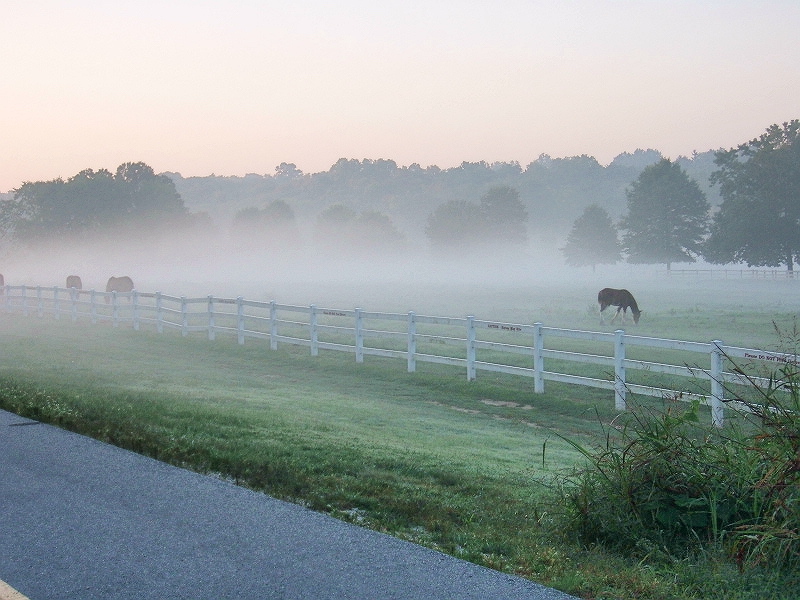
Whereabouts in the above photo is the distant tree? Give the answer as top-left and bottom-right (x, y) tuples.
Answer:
(425, 186), (528, 250)
(424, 200), (483, 250)
(261, 199), (296, 225)
(231, 200), (300, 249)
(316, 204), (358, 231)
(478, 185), (528, 244)
(703, 120), (800, 272)
(608, 149), (663, 171)
(520, 154), (616, 241)
(274, 162), (303, 179)
(489, 161), (523, 178)
(113, 162), (186, 219)
(6, 162), (187, 242)
(620, 158), (710, 269)
(561, 204), (621, 271)
(315, 204), (403, 254)
(353, 210), (405, 251)
(676, 149), (724, 207)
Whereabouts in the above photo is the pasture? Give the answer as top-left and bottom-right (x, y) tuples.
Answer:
(0, 271), (798, 600)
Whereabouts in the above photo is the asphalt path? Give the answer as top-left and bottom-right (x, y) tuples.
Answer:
(0, 409), (579, 600)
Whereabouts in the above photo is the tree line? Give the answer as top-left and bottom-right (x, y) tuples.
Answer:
(0, 120), (796, 271)
(562, 120), (799, 272)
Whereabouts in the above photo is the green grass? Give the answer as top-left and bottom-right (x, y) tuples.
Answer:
(1, 274), (798, 600)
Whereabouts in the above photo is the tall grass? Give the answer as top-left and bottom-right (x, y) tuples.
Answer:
(553, 325), (799, 595)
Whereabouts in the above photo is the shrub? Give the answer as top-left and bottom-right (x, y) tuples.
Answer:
(554, 342), (799, 574)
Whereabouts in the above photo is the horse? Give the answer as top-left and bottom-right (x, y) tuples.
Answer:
(66, 275), (82, 290)
(598, 288), (641, 325)
(105, 276), (134, 304)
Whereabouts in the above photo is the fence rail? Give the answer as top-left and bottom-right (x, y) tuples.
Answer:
(4, 284), (797, 427)
(665, 268), (798, 279)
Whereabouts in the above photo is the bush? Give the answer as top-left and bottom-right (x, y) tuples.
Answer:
(555, 346), (799, 574)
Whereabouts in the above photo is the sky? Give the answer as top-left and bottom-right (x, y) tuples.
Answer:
(1, 0), (798, 192)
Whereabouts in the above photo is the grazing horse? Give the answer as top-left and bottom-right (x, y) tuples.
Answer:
(105, 275), (134, 304)
(598, 288), (641, 325)
(66, 275), (82, 290)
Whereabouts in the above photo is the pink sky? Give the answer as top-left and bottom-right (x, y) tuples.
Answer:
(1, 0), (798, 192)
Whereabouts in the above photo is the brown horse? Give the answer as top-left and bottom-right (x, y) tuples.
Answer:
(105, 275), (134, 304)
(66, 275), (82, 290)
(598, 288), (641, 325)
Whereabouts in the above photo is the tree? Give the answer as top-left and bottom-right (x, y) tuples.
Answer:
(424, 200), (483, 250)
(425, 186), (527, 251)
(315, 204), (404, 254)
(561, 204), (621, 271)
(353, 210), (405, 251)
(478, 185), (528, 244)
(274, 162), (303, 180)
(703, 120), (800, 271)
(230, 200), (301, 250)
(5, 162), (187, 242)
(620, 158), (710, 269)
(113, 162), (186, 221)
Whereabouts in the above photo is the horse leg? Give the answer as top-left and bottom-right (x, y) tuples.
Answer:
(599, 302), (607, 324)
(610, 306), (622, 324)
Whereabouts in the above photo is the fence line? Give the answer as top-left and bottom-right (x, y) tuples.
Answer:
(665, 268), (798, 279)
(3, 284), (797, 427)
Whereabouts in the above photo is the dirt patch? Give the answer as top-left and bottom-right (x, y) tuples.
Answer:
(480, 399), (533, 410)
(427, 400), (480, 414)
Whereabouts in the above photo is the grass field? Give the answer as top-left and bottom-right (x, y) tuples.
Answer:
(1, 272), (798, 599)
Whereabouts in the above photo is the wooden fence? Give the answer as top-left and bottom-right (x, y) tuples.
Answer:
(4, 284), (798, 427)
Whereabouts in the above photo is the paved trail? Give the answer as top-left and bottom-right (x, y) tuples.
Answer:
(0, 410), (578, 600)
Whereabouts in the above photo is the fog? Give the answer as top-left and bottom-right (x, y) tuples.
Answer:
(2, 223), (798, 327)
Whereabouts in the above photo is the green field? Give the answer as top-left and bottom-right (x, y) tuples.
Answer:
(1, 274), (798, 599)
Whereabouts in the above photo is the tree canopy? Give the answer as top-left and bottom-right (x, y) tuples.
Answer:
(620, 159), (709, 269)
(315, 204), (405, 254)
(3, 162), (187, 242)
(561, 204), (621, 271)
(704, 120), (800, 271)
(424, 185), (527, 250)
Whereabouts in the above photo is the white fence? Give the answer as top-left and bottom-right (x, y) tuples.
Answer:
(4, 284), (798, 427)
(665, 268), (798, 279)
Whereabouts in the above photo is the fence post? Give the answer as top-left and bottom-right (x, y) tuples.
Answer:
(269, 301), (278, 350)
(355, 308), (364, 363)
(21, 286), (28, 317)
(70, 287), (78, 322)
(34, 286), (42, 318)
(156, 292), (163, 333)
(181, 296), (188, 337)
(90, 289), (97, 324)
(237, 297), (245, 345)
(310, 304), (318, 356)
(533, 322), (544, 393)
(112, 291), (119, 327)
(407, 311), (416, 373)
(710, 340), (725, 428)
(614, 329), (626, 411)
(132, 290), (140, 331)
(52, 286), (60, 319)
(207, 295), (215, 341)
(466, 315), (476, 381)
